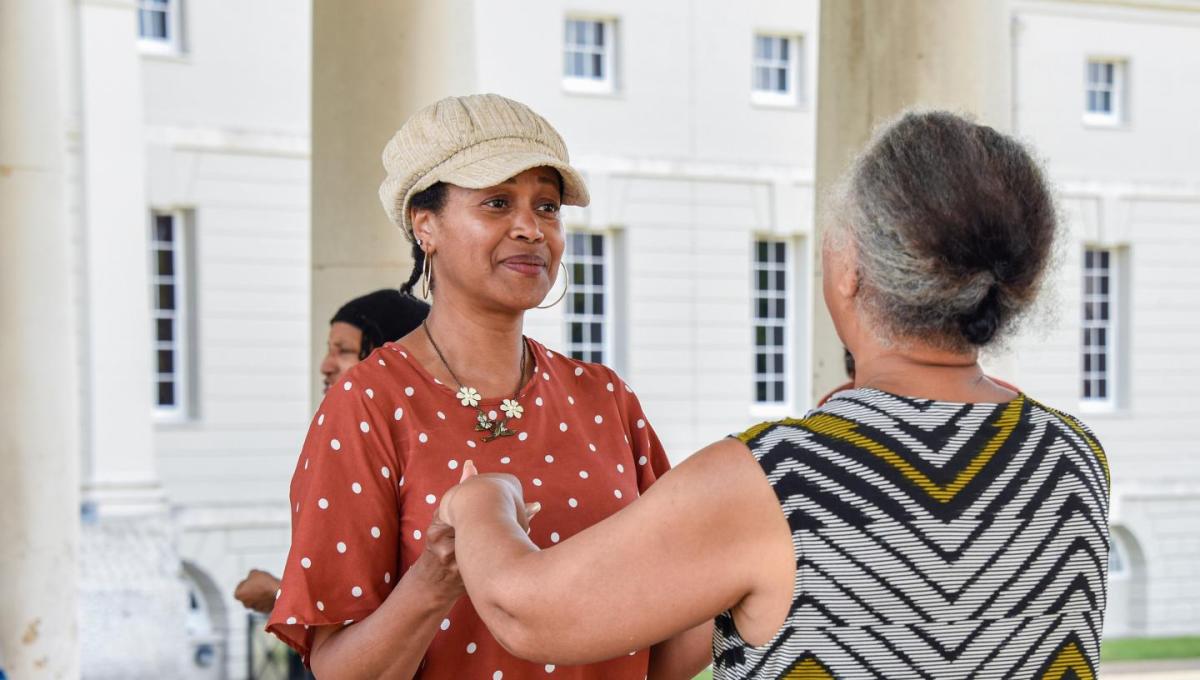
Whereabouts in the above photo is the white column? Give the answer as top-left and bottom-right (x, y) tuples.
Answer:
(811, 0), (1013, 399)
(74, 1), (188, 677)
(0, 0), (82, 677)
(311, 0), (478, 405)
(77, 0), (162, 514)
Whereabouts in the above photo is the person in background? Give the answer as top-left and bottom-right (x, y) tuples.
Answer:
(437, 111), (1111, 678)
(234, 288), (429, 614)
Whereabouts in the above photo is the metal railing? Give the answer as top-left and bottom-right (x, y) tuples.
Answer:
(246, 613), (313, 680)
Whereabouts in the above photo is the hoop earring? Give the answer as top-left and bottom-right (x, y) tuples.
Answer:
(421, 252), (433, 299)
(536, 261), (571, 309)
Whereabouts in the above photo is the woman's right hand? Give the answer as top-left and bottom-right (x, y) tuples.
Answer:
(414, 461), (539, 606)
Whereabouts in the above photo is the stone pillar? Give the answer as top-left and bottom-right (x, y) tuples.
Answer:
(74, 0), (188, 676)
(811, 0), (1013, 400)
(310, 0), (478, 404)
(0, 0), (81, 677)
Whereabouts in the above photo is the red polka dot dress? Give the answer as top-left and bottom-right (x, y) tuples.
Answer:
(267, 338), (671, 678)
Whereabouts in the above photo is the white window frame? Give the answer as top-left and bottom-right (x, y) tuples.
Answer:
(137, 0), (184, 56)
(563, 17), (617, 95)
(752, 238), (791, 412)
(751, 33), (803, 107)
(1083, 58), (1125, 127)
(1081, 247), (1118, 411)
(150, 210), (192, 421)
(565, 231), (613, 365)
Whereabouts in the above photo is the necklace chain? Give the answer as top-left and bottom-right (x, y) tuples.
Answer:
(422, 321), (527, 442)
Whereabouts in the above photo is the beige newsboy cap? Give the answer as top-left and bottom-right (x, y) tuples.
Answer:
(379, 93), (590, 240)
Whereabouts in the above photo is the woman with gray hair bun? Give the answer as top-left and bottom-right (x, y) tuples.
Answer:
(436, 111), (1112, 679)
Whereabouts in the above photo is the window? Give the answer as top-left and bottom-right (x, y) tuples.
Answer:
(1082, 248), (1117, 406)
(752, 34), (802, 106)
(150, 211), (190, 418)
(564, 18), (616, 94)
(754, 240), (789, 404)
(1084, 59), (1124, 126)
(138, 0), (183, 54)
(566, 232), (609, 364)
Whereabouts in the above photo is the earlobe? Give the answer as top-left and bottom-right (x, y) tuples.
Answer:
(412, 210), (437, 253)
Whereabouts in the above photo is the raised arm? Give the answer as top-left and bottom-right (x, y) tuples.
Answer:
(441, 437), (793, 666)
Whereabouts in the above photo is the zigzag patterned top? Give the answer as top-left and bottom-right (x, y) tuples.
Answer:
(712, 387), (1111, 680)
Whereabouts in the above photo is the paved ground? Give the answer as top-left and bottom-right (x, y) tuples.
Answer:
(1104, 659), (1200, 678)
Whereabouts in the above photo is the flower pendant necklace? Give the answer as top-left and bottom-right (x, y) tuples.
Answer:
(423, 321), (527, 443)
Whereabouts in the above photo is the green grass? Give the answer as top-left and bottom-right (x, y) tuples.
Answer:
(684, 637), (1200, 675)
(1102, 636), (1200, 662)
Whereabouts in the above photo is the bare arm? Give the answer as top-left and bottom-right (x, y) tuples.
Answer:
(307, 521), (462, 680)
(648, 620), (714, 680)
(442, 438), (791, 666)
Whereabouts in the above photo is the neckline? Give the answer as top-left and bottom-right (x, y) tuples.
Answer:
(390, 336), (543, 406)
(830, 385), (1025, 408)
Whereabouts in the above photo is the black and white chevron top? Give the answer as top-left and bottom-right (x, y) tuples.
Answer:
(713, 387), (1110, 680)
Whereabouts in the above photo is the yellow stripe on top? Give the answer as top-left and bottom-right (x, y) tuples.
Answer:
(1033, 400), (1111, 490)
(748, 396), (1025, 505)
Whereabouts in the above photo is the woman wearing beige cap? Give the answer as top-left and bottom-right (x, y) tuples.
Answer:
(267, 94), (711, 679)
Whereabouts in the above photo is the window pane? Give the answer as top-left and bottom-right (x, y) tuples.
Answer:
(155, 214), (174, 242)
(755, 36), (770, 59)
(158, 284), (176, 310)
(1100, 251), (1110, 267)
(594, 293), (605, 315)
(772, 381), (785, 402)
(1083, 381), (1092, 399)
(756, 353), (767, 373)
(156, 249), (174, 276)
(571, 323), (583, 343)
(756, 241), (768, 262)
(755, 326), (767, 346)
(591, 53), (603, 79)
(779, 38), (789, 61)
(773, 327), (784, 345)
(157, 349), (174, 374)
(756, 381), (768, 402)
(157, 318), (173, 342)
(772, 353), (784, 372)
(595, 22), (604, 47)
(158, 380), (175, 406)
(774, 269), (786, 291)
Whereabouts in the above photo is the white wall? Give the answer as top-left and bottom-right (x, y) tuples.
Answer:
(478, 0), (820, 457)
(1010, 0), (1200, 637)
(141, 1), (312, 675)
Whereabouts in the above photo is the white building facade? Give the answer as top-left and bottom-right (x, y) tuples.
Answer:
(1006, 0), (1200, 640)
(43, 0), (1200, 677)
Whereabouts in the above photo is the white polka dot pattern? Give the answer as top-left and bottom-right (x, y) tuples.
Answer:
(266, 338), (668, 675)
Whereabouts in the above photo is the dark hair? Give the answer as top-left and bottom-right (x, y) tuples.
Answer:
(400, 182), (448, 297)
(330, 289), (430, 358)
(836, 111), (1057, 350)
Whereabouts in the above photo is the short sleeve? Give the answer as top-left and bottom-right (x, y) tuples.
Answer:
(608, 369), (671, 493)
(266, 375), (404, 662)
